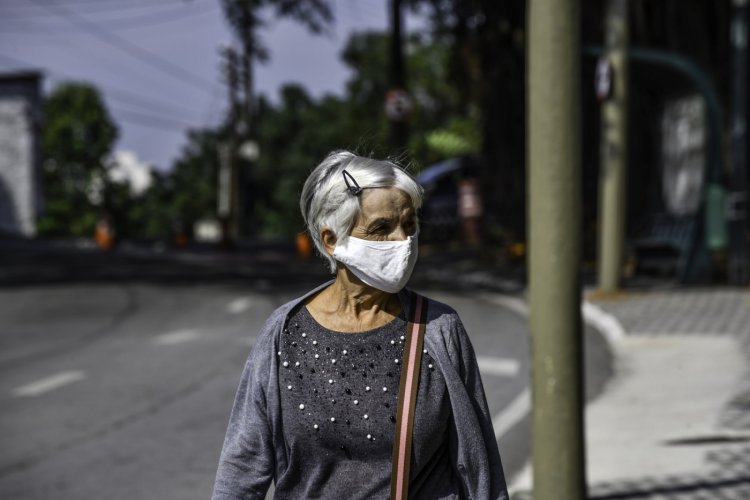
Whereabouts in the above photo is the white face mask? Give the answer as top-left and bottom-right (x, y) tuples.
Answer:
(332, 234), (418, 293)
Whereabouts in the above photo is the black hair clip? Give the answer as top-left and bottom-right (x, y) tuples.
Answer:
(342, 170), (363, 196)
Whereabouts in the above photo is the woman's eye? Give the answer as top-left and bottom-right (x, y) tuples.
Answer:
(368, 224), (389, 235)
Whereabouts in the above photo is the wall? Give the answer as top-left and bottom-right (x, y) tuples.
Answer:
(0, 72), (42, 237)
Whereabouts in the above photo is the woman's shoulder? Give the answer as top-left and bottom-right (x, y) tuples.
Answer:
(244, 293), (315, 374)
(422, 294), (459, 317)
(258, 282), (334, 336)
(258, 297), (305, 337)
(401, 289), (464, 341)
(406, 291), (471, 367)
(404, 289), (461, 323)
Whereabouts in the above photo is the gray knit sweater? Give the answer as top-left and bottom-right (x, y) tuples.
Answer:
(212, 282), (509, 500)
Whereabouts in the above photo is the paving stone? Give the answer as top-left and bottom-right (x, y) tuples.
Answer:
(592, 289), (750, 337)
(576, 289), (749, 500)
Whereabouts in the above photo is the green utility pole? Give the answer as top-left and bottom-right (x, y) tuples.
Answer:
(597, 0), (629, 292)
(528, 0), (586, 498)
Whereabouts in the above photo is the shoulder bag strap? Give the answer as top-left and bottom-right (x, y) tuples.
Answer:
(390, 292), (428, 500)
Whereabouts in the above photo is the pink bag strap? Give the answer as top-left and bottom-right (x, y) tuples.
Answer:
(390, 293), (427, 500)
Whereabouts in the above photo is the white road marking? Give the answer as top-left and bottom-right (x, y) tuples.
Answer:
(492, 387), (531, 440)
(477, 356), (521, 377)
(154, 329), (201, 346)
(13, 370), (86, 397)
(226, 297), (254, 314)
(477, 293), (533, 442)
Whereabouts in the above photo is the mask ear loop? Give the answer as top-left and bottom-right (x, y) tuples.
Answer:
(342, 170), (363, 196)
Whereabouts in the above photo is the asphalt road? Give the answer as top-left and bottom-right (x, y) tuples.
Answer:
(0, 281), (611, 499)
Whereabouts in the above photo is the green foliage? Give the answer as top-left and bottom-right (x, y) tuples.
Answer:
(118, 171), (175, 241)
(249, 31), (396, 239)
(38, 82), (119, 237)
(405, 0), (528, 235)
(423, 116), (481, 158)
(253, 87), (353, 238)
(43, 82), (118, 166)
(169, 129), (221, 229)
(221, 0), (334, 63)
(37, 81), (212, 242)
(249, 30), (478, 238)
(37, 13), (486, 243)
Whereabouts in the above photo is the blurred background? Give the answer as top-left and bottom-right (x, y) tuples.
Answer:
(0, 0), (746, 285)
(0, 0), (749, 499)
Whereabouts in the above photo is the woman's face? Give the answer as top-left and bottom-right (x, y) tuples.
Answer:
(349, 187), (417, 242)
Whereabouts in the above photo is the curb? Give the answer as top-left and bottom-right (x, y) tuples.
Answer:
(469, 284), (628, 497)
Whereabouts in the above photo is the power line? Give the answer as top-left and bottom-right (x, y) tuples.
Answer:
(3, 0), (205, 17)
(27, 0), (216, 93)
(0, 50), (213, 164)
(1, 1), (220, 33)
(0, 51), (210, 123)
(110, 107), (197, 131)
(102, 87), (205, 122)
(0, 33), (205, 106)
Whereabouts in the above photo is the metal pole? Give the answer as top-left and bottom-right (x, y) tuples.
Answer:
(597, 0), (630, 292)
(729, 0), (749, 285)
(528, 0), (586, 497)
(219, 46), (240, 249)
(389, 0), (407, 151)
(233, 3), (256, 242)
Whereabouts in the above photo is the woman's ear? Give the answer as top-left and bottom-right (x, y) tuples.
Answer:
(320, 228), (337, 256)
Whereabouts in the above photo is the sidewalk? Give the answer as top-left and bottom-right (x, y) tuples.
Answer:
(583, 288), (750, 499)
(414, 248), (750, 497)
(511, 287), (750, 499)
(412, 247), (750, 498)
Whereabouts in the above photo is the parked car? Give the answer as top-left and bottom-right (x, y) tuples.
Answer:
(415, 155), (480, 242)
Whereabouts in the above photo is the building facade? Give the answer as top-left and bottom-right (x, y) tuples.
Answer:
(0, 71), (43, 237)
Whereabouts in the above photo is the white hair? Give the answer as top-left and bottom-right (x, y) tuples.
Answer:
(300, 150), (423, 273)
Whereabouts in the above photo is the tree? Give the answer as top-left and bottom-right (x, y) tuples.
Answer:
(403, 0), (527, 238)
(37, 82), (118, 237)
(219, 0), (335, 240)
(127, 174), (172, 241)
(252, 85), (351, 237)
(168, 128), (223, 235)
(246, 29), (471, 239)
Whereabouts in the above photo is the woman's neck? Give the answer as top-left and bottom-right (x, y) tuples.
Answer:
(305, 267), (402, 332)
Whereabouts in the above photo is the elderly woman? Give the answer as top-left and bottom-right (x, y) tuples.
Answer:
(212, 151), (508, 500)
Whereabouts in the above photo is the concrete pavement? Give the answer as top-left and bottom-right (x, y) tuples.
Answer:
(580, 288), (750, 499)
(3, 238), (749, 498)
(414, 247), (750, 498)
(501, 287), (750, 499)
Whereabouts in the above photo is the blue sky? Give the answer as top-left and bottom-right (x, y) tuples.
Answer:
(0, 0), (422, 171)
